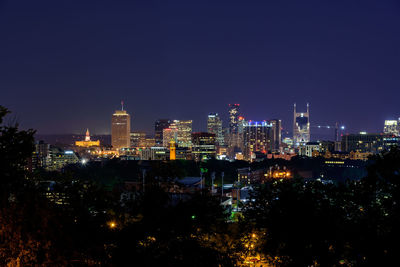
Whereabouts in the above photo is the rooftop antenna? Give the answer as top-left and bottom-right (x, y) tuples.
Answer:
(121, 100), (124, 111)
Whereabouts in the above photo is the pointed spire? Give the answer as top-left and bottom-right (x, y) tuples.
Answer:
(121, 100), (124, 111)
(85, 128), (90, 141)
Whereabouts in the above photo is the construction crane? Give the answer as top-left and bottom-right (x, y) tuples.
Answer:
(311, 122), (346, 141)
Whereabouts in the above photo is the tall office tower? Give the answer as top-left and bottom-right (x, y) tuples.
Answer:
(163, 128), (178, 147)
(269, 119), (282, 152)
(170, 120), (193, 148)
(384, 120), (399, 136)
(191, 132), (216, 161)
(111, 105), (131, 150)
(293, 103), (310, 147)
(243, 121), (273, 160)
(228, 104), (240, 134)
(207, 113), (224, 146)
(155, 119), (171, 146)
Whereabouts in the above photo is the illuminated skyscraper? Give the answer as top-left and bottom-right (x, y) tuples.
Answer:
(228, 104), (240, 134)
(207, 113), (224, 146)
(155, 119), (171, 146)
(111, 104), (131, 150)
(170, 120), (192, 148)
(384, 120), (399, 136)
(192, 132), (216, 161)
(162, 128), (178, 147)
(243, 121), (273, 160)
(293, 103), (310, 147)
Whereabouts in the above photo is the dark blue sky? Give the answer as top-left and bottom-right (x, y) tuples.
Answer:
(1, 0), (399, 137)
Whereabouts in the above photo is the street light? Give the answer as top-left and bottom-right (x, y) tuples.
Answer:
(108, 221), (117, 229)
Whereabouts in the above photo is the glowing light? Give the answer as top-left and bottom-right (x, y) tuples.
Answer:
(108, 221), (117, 229)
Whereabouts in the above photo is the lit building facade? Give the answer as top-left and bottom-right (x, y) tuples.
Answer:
(342, 133), (400, 153)
(228, 104), (240, 134)
(155, 119), (171, 146)
(191, 132), (216, 161)
(243, 121), (273, 160)
(75, 129), (100, 147)
(293, 103), (310, 147)
(139, 147), (169, 160)
(130, 131), (146, 148)
(299, 142), (320, 157)
(163, 128), (178, 147)
(170, 120), (192, 148)
(207, 113), (224, 146)
(111, 109), (131, 150)
(384, 120), (399, 136)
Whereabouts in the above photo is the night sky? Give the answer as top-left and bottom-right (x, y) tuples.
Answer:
(1, 0), (399, 138)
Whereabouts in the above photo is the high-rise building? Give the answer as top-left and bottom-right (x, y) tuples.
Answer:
(269, 119), (282, 152)
(207, 113), (224, 146)
(191, 132), (216, 161)
(170, 120), (192, 148)
(228, 104), (240, 134)
(384, 120), (399, 136)
(111, 106), (131, 150)
(155, 119), (171, 146)
(243, 121), (273, 160)
(293, 103), (310, 147)
(163, 128), (178, 147)
(130, 131), (146, 148)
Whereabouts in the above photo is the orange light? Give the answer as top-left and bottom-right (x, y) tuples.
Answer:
(108, 221), (117, 229)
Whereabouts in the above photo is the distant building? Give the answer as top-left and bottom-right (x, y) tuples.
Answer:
(384, 120), (399, 136)
(299, 142), (320, 157)
(243, 121), (273, 160)
(227, 104), (244, 159)
(32, 141), (79, 171)
(32, 141), (51, 170)
(228, 104), (240, 134)
(75, 129), (100, 147)
(143, 138), (156, 148)
(48, 149), (80, 171)
(111, 108), (131, 150)
(155, 119), (171, 146)
(207, 113), (224, 146)
(293, 103), (310, 147)
(139, 147), (169, 160)
(163, 128), (178, 147)
(191, 132), (216, 161)
(342, 133), (400, 153)
(169, 140), (176, 160)
(170, 120), (192, 148)
(269, 119), (282, 152)
(130, 131), (146, 148)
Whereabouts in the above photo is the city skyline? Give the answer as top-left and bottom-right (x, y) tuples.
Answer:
(27, 102), (400, 140)
(1, 1), (400, 135)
